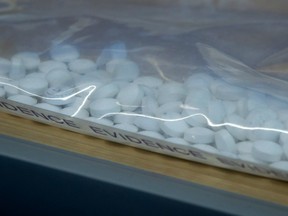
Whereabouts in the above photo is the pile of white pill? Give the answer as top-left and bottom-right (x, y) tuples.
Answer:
(1, 42), (288, 172)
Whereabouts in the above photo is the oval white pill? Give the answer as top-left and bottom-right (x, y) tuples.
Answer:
(86, 117), (114, 126)
(8, 94), (37, 105)
(166, 137), (190, 145)
(138, 131), (164, 140)
(113, 112), (136, 124)
(133, 76), (163, 88)
(114, 123), (138, 132)
(192, 144), (218, 154)
(225, 114), (247, 141)
(158, 82), (186, 105)
(117, 84), (143, 111)
(0, 58), (11, 75)
(107, 59), (139, 81)
(184, 127), (214, 144)
(34, 103), (61, 112)
(39, 60), (67, 74)
(215, 129), (237, 153)
(50, 45), (79, 62)
(160, 113), (189, 137)
(236, 141), (254, 154)
(68, 59), (96, 74)
(46, 69), (74, 88)
(89, 98), (121, 118)
(43, 87), (75, 105)
(61, 107), (89, 118)
(252, 140), (283, 163)
(185, 88), (211, 109)
(11, 52), (40, 71)
(18, 77), (48, 96)
(182, 108), (208, 127)
(92, 83), (119, 99)
(270, 161), (288, 171)
(134, 116), (160, 132)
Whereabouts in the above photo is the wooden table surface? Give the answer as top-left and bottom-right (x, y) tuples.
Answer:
(0, 111), (288, 206)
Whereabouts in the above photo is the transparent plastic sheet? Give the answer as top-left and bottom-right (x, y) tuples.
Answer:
(1, 0), (288, 180)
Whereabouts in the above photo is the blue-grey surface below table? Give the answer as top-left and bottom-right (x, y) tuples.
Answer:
(0, 134), (287, 216)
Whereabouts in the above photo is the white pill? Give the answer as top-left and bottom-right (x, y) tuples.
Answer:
(0, 58), (11, 75)
(106, 59), (139, 81)
(43, 87), (75, 105)
(75, 74), (103, 88)
(39, 60), (67, 74)
(138, 131), (164, 139)
(160, 113), (189, 137)
(210, 80), (246, 101)
(8, 94), (37, 105)
(34, 103), (61, 112)
(134, 116), (160, 132)
(184, 127), (214, 144)
(50, 45), (79, 62)
(141, 96), (158, 116)
(158, 82), (186, 105)
(166, 137), (190, 145)
(61, 107), (89, 118)
(215, 129), (237, 153)
(207, 100), (226, 124)
(184, 73), (214, 90)
(117, 84), (143, 111)
(133, 76), (163, 88)
(156, 101), (182, 116)
(247, 120), (283, 142)
(9, 62), (26, 80)
(192, 144), (219, 154)
(182, 108), (208, 127)
(89, 98), (121, 118)
(225, 114), (247, 141)
(46, 69), (74, 88)
(68, 59), (96, 74)
(270, 161), (288, 171)
(236, 141), (254, 154)
(86, 117), (114, 126)
(252, 140), (283, 163)
(139, 85), (158, 97)
(11, 52), (40, 71)
(114, 123), (138, 132)
(18, 77), (48, 96)
(238, 154), (266, 164)
(113, 112), (136, 124)
(0, 87), (6, 97)
(92, 83), (119, 99)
